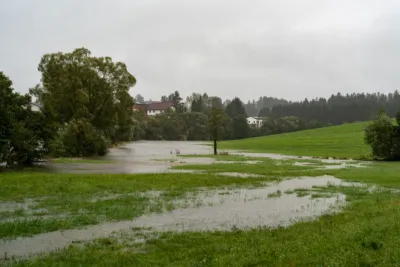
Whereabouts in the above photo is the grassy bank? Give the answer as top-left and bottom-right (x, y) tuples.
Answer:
(219, 122), (371, 159)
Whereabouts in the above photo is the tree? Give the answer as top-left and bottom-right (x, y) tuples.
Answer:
(0, 72), (51, 166)
(225, 97), (247, 118)
(225, 97), (250, 140)
(168, 90), (185, 112)
(189, 93), (204, 113)
(364, 110), (396, 160)
(135, 94), (144, 103)
(31, 48), (136, 156)
(209, 106), (230, 155)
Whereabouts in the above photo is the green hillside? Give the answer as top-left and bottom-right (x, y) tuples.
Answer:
(220, 122), (371, 159)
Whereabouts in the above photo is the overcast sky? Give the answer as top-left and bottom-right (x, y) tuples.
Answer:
(2, 0), (400, 102)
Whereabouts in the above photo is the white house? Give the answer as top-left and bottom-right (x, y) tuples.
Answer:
(246, 117), (263, 127)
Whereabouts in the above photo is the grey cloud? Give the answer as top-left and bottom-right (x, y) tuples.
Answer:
(2, 0), (400, 102)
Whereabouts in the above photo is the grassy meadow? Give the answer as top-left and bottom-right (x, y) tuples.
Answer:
(4, 122), (400, 266)
(219, 121), (371, 159)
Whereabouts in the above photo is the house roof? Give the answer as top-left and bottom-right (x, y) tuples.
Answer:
(147, 101), (173, 110)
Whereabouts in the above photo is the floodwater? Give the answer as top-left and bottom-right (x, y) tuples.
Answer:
(1, 141), (372, 259)
(293, 161), (370, 170)
(48, 140), (369, 174)
(0, 175), (362, 259)
(51, 141), (214, 174)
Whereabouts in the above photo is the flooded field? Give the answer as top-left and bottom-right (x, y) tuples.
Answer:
(0, 175), (363, 259)
(0, 141), (375, 262)
(51, 141), (213, 174)
(49, 141), (369, 174)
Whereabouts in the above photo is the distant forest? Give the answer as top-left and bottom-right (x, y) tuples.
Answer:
(244, 91), (400, 125)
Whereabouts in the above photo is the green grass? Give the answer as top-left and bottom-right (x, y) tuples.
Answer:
(172, 160), (333, 178)
(50, 157), (117, 164)
(219, 122), (371, 159)
(0, 172), (270, 239)
(173, 156), (400, 189)
(10, 190), (400, 266)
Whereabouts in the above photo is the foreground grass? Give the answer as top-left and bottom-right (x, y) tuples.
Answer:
(219, 122), (371, 159)
(0, 172), (269, 239)
(4, 155), (400, 266)
(10, 190), (400, 266)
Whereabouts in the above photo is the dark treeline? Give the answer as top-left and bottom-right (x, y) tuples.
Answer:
(243, 97), (290, 117)
(260, 91), (400, 125)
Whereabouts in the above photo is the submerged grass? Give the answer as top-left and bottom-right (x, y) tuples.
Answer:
(0, 172), (271, 239)
(3, 146), (400, 265)
(11, 190), (400, 266)
(172, 159), (336, 178)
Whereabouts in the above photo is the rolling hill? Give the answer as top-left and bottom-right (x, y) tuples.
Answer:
(219, 122), (371, 159)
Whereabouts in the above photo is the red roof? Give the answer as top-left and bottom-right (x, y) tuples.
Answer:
(147, 101), (173, 110)
(132, 104), (148, 111)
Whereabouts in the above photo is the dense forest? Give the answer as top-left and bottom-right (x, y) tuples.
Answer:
(243, 97), (290, 117)
(259, 92), (400, 125)
(2, 47), (400, 166)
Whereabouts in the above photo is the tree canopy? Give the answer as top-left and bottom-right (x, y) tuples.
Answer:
(31, 47), (137, 156)
(0, 72), (51, 166)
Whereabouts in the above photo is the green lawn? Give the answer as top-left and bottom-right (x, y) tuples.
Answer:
(219, 122), (371, 159)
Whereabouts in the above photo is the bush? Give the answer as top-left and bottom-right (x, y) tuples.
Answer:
(364, 111), (400, 160)
(51, 119), (109, 157)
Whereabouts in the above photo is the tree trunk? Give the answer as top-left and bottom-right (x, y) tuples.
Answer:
(213, 139), (217, 155)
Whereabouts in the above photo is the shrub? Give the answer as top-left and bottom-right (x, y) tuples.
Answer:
(364, 111), (400, 160)
(51, 119), (109, 157)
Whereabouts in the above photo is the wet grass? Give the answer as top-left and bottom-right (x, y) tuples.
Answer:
(172, 156), (400, 189)
(4, 150), (400, 265)
(179, 153), (346, 166)
(11, 190), (400, 266)
(267, 190), (282, 198)
(172, 159), (337, 178)
(178, 154), (264, 161)
(219, 121), (371, 159)
(0, 172), (270, 239)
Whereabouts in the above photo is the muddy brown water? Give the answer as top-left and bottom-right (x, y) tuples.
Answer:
(0, 175), (364, 259)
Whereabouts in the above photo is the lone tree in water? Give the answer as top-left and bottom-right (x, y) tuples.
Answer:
(209, 105), (228, 155)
